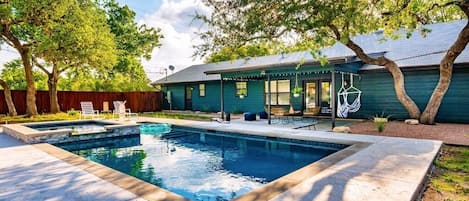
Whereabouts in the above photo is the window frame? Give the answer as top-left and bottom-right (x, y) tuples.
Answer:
(235, 82), (248, 97)
(265, 80), (291, 106)
(199, 83), (206, 97)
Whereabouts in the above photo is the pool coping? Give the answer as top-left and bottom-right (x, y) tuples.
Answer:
(2, 120), (139, 143)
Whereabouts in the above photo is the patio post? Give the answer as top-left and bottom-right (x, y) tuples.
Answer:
(267, 73), (271, 125)
(331, 70), (336, 128)
(220, 78), (224, 120)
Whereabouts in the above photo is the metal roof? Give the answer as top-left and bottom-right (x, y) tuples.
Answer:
(154, 20), (469, 84)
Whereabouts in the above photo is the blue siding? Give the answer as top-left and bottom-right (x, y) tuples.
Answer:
(351, 67), (469, 123)
(162, 67), (469, 123)
(192, 81), (221, 112)
(224, 80), (265, 113)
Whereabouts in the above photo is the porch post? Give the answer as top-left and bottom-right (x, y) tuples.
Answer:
(220, 78), (224, 120)
(331, 70), (336, 128)
(267, 74), (272, 125)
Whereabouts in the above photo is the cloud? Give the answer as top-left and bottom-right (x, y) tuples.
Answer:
(0, 46), (20, 71)
(139, 0), (209, 81)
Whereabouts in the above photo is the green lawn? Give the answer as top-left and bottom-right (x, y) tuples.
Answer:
(424, 145), (469, 201)
(0, 111), (214, 124)
(140, 112), (214, 121)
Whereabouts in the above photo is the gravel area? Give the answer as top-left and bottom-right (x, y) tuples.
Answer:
(348, 121), (469, 146)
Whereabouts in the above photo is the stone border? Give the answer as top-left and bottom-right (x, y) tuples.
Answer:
(2, 120), (140, 144)
(33, 143), (188, 201)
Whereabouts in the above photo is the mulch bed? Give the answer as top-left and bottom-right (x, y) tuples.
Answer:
(348, 120), (469, 146)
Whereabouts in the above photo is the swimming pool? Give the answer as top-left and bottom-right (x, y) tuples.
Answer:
(60, 124), (347, 200)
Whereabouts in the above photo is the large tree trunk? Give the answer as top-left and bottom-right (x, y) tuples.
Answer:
(0, 79), (17, 116)
(48, 67), (61, 113)
(1, 24), (38, 116)
(420, 18), (469, 124)
(343, 38), (421, 119)
(19, 50), (38, 116)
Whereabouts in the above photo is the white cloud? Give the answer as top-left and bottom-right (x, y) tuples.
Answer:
(0, 45), (20, 71)
(139, 0), (210, 81)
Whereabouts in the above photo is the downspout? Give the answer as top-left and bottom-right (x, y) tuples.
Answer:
(220, 78), (224, 120)
(267, 73), (271, 125)
(331, 70), (336, 129)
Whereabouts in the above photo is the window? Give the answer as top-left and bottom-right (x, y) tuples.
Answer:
(199, 84), (205, 97)
(236, 82), (247, 97)
(265, 80), (290, 105)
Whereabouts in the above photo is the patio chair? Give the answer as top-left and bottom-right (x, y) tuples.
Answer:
(80, 101), (100, 119)
(113, 101), (138, 119)
(102, 101), (111, 113)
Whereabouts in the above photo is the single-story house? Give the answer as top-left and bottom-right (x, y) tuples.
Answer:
(154, 20), (469, 123)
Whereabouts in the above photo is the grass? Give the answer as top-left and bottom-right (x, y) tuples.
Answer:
(0, 113), (80, 124)
(140, 112), (214, 121)
(425, 145), (469, 201)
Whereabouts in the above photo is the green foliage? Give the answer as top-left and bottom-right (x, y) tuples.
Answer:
(1, 59), (47, 90)
(430, 145), (469, 200)
(67, 109), (79, 116)
(58, 70), (155, 92)
(196, 0), (465, 59)
(373, 112), (389, 132)
(100, 0), (162, 87)
(141, 112), (213, 121)
(292, 87), (303, 95)
(0, 113), (80, 124)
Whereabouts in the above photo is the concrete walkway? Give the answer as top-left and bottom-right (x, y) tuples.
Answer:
(0, 134), (144, 201)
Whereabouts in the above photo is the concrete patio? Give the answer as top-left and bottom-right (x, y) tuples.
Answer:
(0, 117), (442, 201)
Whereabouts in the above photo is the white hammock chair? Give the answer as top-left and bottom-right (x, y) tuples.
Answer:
(337, 73), (362, 118)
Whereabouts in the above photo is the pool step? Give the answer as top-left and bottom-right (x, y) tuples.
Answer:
(162, 130), (195, 139)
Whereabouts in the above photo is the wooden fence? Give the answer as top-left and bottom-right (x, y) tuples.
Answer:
(0, 90), (162, 115)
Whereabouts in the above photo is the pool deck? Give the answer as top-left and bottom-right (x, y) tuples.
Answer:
(0, 117), (442, 201)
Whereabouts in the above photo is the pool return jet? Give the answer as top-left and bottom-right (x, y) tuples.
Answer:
(337, 73), (362, 118)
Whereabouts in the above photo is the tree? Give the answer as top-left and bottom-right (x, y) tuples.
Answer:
(1, 59), (47, 90)
(32, 0), (117, 113)
(196, 0), (468, 124)
(101, 0), (162, 90)
(0, 79), (16, 116)
(205, 41), (288, 63)
(0, 0), (48, 115)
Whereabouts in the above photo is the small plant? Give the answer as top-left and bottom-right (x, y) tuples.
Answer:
(238, 89), (247, 98)
(292, 87), (303, 97)
(373, 112), (390, 132)
(67, 108), (79, 116)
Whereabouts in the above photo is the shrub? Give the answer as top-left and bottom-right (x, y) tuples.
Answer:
(67, 109), (79, 116)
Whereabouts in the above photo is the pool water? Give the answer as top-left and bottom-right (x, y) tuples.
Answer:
(61, 124), (345, 201)
(26, 121), (113, 133)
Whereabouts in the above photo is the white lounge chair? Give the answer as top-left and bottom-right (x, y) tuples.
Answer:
(80, 101), (100, 119)
(113, 101), (138, 119)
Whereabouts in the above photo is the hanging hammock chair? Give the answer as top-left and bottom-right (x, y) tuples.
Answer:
(337, 73), (362, 118)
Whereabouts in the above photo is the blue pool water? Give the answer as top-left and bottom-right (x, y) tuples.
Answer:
(60, 124), (346, 201)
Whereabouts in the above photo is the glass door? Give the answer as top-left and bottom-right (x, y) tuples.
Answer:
(305, 82), (317, 109)
(320, 81), (332, 114)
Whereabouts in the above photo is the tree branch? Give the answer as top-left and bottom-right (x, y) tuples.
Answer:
(32, 57), (50, 74)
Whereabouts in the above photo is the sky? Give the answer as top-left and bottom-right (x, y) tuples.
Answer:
(0, 0), (208, 81)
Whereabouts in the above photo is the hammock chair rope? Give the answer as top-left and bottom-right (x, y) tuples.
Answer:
(337, 73), (362, 118)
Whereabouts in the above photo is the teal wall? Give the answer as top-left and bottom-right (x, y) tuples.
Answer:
(351, 67), (469, 123)
(192, 81), (221, 112)
(162, 67), (469, 123)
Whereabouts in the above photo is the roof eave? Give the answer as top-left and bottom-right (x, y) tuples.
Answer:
(204, 56), (351, 75)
